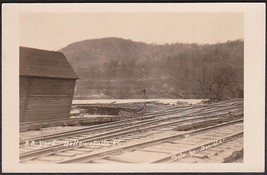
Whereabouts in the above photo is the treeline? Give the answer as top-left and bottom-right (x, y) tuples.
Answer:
(60, 38), (243, 99)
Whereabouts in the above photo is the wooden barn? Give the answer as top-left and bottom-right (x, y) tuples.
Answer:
(20, 47), (79, 122)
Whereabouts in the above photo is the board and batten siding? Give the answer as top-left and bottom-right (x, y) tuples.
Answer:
(20, 77), (29, 122)
(20, 47), (78, 123)
(20, 77), (76, 122)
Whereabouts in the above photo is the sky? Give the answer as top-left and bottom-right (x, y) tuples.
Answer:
(20, 13), (243, 51)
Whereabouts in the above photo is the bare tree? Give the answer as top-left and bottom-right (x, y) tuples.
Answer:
(195, 65), (234, 100)
(194, 67), (208, 99)
(210, 67), (234, 100)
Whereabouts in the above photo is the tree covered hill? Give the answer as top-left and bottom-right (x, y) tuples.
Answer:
(60, 37), (243, 99)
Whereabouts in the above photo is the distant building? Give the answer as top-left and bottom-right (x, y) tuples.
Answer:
(20, 47), (78, 122)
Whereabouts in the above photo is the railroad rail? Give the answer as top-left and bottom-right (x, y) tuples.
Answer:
(20, 100), (242, 145)
(57, 119), (243, 163)
(20, 99), (243, 163)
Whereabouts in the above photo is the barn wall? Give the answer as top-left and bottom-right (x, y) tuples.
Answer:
(20, 77), (29, 122)
(22, 77), (76, 122)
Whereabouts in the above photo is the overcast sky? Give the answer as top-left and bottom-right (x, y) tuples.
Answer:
(20, 13), (243, 51)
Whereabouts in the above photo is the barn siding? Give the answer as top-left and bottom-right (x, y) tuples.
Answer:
(22, 77), (76, 122)
(20, 77), (29, 122)
(29, 78), (75, 95)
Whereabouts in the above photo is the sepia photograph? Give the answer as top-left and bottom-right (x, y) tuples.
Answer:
(2, 3), (265, 173)
(19, 12), (245, 164)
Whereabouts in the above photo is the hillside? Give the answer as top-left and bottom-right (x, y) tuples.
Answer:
(60, 37), (244, 99)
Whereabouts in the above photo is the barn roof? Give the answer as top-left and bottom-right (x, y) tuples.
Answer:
(20, 47), (78, 79)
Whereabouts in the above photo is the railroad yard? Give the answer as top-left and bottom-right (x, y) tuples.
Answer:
(20, 98), (243, 164)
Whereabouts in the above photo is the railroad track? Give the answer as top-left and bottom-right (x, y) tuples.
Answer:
(20, 112), (242, 162)
(58, 119), (243, 163)
(20, 100), (242, 146)
(20, 99), (241, 127)
(20, 100), (243, 163)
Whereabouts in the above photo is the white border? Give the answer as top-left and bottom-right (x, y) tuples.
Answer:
(2, 3), (265, 173)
